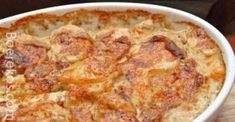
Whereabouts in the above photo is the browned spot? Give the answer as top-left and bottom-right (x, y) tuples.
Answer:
(87, 58), (108, 75)
(24, 63), (55, 82)
(30, 77), (55, 93)
(68, 84), (94, 102)
(98, 35), (131, 60)
(0, 55), (6, 77)
(0, 101), (6, 107)
(150, 35), (185, 59)
(10, 50), (30, 73)
(138, 59), (204, 121)
(52, 31), (93, 60)
(0, 28), (10, 38)
(56, 61), (70, 69)
(115, 85), (133, 101)
(171, 59), (205, 99)
(71, 107), (93, 122)
(24, 62), (58, 93)
(140, 109), (162, 122)
(12, 42), (48, 72)
(140, 92), (181, 122)
(121, 61), (146, 83)
(121, 35), (179, 83)
(98, 93), (135, 114)
(153, 91), (181, 109)
(103, 111), (138, 122)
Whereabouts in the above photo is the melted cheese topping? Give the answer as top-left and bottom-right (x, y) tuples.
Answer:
(0, 10), (225, 122)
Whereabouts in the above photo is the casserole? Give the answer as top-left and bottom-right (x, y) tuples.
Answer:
(0, 2), (234, 122)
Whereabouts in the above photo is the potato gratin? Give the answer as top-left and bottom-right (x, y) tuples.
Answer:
(0, 10), (225, 122)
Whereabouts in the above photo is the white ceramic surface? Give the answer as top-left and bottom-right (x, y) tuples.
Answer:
(0, 3), (234, 122)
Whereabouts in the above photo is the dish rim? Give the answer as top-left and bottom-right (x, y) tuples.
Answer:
(0, 2), (234, 122)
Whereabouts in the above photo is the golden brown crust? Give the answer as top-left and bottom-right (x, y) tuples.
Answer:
(0, 27), (9, 33)
(12, 14), (61, 30)
(0, 10), (225, 122)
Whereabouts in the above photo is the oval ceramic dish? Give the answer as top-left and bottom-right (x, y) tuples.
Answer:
(0, 3), (234, 122)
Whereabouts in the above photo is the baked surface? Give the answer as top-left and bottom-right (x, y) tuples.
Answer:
(0, 10), (225, 122)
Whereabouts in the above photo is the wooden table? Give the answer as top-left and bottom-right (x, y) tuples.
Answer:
(215, 35), (235, 122)
(216, 84), (235, 122)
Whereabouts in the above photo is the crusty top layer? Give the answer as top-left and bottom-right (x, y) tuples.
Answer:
(0, 10), (225, 122)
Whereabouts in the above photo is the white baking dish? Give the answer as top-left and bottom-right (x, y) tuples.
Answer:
(0, 2), (234, 122)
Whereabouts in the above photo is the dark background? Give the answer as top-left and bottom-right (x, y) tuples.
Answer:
(0, 0), (234, 35)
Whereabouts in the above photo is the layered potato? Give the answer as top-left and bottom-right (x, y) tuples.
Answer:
(0, 10), (225, 122)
